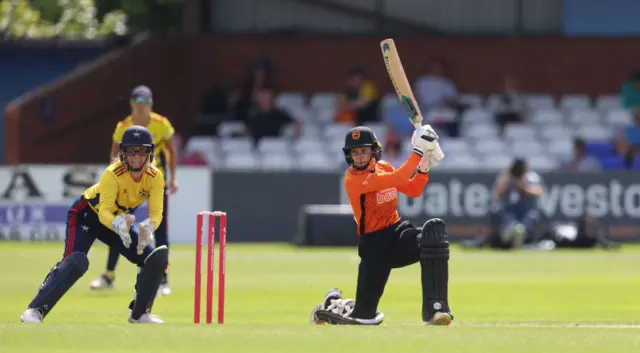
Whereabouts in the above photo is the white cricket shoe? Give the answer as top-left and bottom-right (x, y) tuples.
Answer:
(90, 274), (114, 290)
(20, 308), (43, 323)
(128, 313), (164, 324)
(157, 282), (172, 297)
(424, 311), (452, 326)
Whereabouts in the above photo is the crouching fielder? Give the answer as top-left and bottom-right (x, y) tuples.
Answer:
(20, 126), (167, 324)
(311, 125), (453, 326)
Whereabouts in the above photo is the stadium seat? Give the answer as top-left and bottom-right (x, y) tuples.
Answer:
(560, 94), (591, 111)
(310, 93), (339, 110)
(473, 139), (506, 155)
(324, 124), (353, 141)
(569, 109), (600, 126)
(220, 137), (253, 154)
(585, 141), (614, 158)
(605, 109), (633, 126)
(459, 94), (484, 108)
(257, 137), (290, 154)
(461, 108), (493, 123)
(464, 122), (499, 139)
(576, 126), (614, 140)
(504, 124), (537, 141)
(275, 92), (306, 111)
(510, 141), (545, 157)
(261, 153), (294, 171)
(438, 155), (481, 170)
(595, 95), (621, 111)
(599, 156), (627, 170)
(527, 155), (558, 171)
(224, 152), (259, 170)
(218, 121), (246, 138)
(539, 125), (572, 140)
(293, 137), (324, 154)
(440, 139), (469, 154)
(297, 151), (333, 171)
(530, 109), (564, 125)
(525, 94), (555, 110)
(481, 155), (513, 170)
(547, 140), (573, 158)
(183, 136), (218, 166)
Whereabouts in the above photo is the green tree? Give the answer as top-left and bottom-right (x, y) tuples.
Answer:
(0, 0), (127, 39)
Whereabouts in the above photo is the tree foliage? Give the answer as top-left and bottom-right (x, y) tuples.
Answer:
(0, 0), (182, 40)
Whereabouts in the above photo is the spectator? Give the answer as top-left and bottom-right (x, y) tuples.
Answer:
(490, 158), (544, 250)
(334, 67), (379, 126)
(559, 137), (601, 171)
(612, 129), (637, 169)
(244, 87), (299, 144)
(232, 57), (275, 122)
(494, 76), (525, 134)
(621, 70), (640, 112)
(414, 58), (465, 137)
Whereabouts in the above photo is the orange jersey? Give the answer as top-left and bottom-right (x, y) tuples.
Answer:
(344, 152), (429, 235)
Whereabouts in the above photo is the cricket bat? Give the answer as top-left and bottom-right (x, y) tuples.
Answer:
(380, 38), (423, 131)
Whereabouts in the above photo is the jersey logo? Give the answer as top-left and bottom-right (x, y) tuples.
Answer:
(140, 190), (149, 199)
(376, 188), (397, 204)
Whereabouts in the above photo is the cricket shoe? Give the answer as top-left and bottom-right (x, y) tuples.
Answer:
(20, 308), (43, 323)
(157, 282), (172, 297)
(424, 311), (453, 326)
(128, 313), (164, 324)
(501, 223), (526, 249)
(90, 274), (114, 290)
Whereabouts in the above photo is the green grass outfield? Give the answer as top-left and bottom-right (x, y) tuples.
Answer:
(1, 241), (640, 352)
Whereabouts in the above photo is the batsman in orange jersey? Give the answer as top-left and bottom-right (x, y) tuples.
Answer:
(311, 125), (454, 326)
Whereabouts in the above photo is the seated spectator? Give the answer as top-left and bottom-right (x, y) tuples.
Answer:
(244, 87), (299, 144)
(489, 158), (544, 250)
(414, 57), (466, 137)
(494, 76), (525, 135)
(559, 138), (601, 171)
(334, 67), (379, 126)
(232, 57), (275, 122)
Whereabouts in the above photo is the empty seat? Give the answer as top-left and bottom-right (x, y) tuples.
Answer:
(463, 123), (499, 139)
(600, 156), (627, 170)
(473, 139), (506, 155)
(527, 155), (558, 171)
(220, 137), (253, 154)
(425, 108), (457, 123)
(218, 121), (246, 137)
(526, 94), (555, 110)
(324, 124), (353, 140)
(530, 109), (564, 124)
(440, 139), (469, 154)
(315, 106), (337, 124)
(459, 94), (484, 108)
(381, 93), (399, 110)
(539, 125), (572, 140)
(183, 136), (218, 166)
(462, 108), (493, 123)
(504, 124), (537, 141)
(576, 126), (614, 140)
(257, 137), (290, 154)
(260, 153), (294, 171)
(293, 137), (323, 153)
(510, 141), (545, 157)
(310, 93), (339, 110)
(547, 140), (573, 158)
(297, 151), (333, 171)
(275, 92), (306, 111)
(605, 108), (633, 126)
(438, 155), (480, 170)
(223, 152), (258, 170)
(595, 95), (621, 111)
(480, 155), (513, 170)
(569, 109), (600, 125)
(560, 94), (591, 111)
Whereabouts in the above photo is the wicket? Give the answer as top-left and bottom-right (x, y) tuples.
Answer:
(194, 211), (227, 324)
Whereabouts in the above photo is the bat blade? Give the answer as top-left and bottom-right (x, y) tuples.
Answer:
(380, 38), (423, 130)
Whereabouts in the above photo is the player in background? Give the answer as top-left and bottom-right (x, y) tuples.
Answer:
(90, 86), (177, 296)
(310, 125), (453, 326)
(21, 126), (167, 323)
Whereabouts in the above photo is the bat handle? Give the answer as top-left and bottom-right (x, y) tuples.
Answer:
(413, 122), (422, 130)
